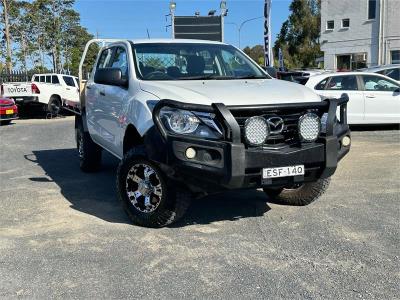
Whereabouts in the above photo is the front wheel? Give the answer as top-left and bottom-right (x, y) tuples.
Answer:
(117, 148), (191, 228)
(263, 178), (331, 206)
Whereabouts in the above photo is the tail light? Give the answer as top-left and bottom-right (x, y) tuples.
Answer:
(31, 83), (40, 94)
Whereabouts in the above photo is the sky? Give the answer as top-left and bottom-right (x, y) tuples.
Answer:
(74, 0), (292, 48)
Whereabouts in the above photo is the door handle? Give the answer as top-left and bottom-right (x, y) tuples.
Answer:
(366, 95), (376, 98)
(66, 88), (71, 90)
(86, 86), (91, 90)
(100, 91), (106, 96)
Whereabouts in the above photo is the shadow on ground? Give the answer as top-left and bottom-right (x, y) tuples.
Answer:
(27, 148), (271, 227)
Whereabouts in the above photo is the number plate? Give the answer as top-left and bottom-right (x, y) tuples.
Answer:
(6, 109), (14, 115)
(263, 165), (305, 179)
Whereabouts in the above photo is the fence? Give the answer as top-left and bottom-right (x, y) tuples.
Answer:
(0, 70), (35, 83)
(0, 70), (73, 83)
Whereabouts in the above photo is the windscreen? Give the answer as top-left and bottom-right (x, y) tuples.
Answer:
(132, 43), (269, 81)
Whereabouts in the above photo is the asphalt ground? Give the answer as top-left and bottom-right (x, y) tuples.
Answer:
(0, 117), (399, 299)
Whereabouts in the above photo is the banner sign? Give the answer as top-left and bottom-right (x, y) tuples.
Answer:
(278, 48), (284, 71)
(264, 0), (273, 67)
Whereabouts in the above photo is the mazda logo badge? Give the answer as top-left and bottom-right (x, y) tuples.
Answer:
(267, 117), (284, 134)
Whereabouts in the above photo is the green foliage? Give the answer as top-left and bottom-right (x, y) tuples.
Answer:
(243, 45), (265, 66)
(0, 0), (94, 75)
(273, 0), (322, 69)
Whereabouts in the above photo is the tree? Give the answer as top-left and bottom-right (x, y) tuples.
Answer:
(0, 0), (18, 72)
(273, 0), (322, 69)
(243, 45), (265, 66)
(0, 0), (95, 76)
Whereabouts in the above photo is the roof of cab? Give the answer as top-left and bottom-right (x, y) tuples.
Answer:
(129, 38), (228, 45)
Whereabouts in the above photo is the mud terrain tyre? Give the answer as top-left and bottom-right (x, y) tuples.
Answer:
(117, 147), (191, 228)
(263, 178), (331, 206)
(76, 122), (102, 172)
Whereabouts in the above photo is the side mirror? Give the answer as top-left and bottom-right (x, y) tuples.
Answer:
(94, 68), (128, 87)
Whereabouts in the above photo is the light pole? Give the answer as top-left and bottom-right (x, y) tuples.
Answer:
(170, 1), (176, 38)
(227, 16), (263, 49)
(220, 1), (228, 42)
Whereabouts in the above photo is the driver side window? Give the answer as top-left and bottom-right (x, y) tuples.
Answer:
(110, 47), (128, 80)
(362, 75), (399, 92)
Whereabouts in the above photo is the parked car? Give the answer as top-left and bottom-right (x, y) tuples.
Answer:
(74, 39), (350, 228)
(0, 81), (36, 104)
(306, 72), (400, 124)
(0, 98), (18, 125)
(31, 74), (79, 114)
(359, 65), (400, 83)
(1, 73), (79, 115)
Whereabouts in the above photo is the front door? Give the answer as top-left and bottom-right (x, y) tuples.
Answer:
(361, 74), (400, 124)
(317, 75), (365, 124)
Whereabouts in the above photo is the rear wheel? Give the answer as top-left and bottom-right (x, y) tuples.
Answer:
(263, 178), (331, 206)
(117, 148), (191, 228)
(76, 121), (102, 172)
(48, 96), (61, 115)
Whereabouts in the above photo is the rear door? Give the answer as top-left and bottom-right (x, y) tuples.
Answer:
(361, 74), (400, 124)
(315, 75), (364, 124)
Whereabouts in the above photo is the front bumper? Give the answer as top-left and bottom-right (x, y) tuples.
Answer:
(146, 96), (350, 193)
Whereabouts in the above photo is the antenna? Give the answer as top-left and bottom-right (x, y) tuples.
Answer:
(146, 28), (150, 39)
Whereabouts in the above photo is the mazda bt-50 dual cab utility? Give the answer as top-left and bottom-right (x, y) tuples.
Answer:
(75, 39), (351, 228)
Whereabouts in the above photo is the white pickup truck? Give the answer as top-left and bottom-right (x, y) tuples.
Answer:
(75, 39), (351, 228)
(1, 73), (79, 114)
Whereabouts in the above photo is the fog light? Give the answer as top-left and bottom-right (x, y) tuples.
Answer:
(298, 113), (321, 142)
(185, 147), (197, 159)
(244, 116), (270, 146)
(342, 136), (351, 147)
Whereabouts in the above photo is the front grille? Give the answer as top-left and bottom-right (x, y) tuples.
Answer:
(231, 108), (321, 148)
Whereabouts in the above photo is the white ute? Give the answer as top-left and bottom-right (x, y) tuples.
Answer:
(31, 74), (79, 114)
(75, 39), (351, 227)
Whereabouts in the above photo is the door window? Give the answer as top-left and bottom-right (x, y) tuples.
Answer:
(362, 75), (399, 92)
(315, 78), (328, 90)
(63, 76), (76, 87)
(97, 48), (113, 69)
(52, 75), (60, 84)
(110, 47), (128, 79)
(326, 76), (358, 91)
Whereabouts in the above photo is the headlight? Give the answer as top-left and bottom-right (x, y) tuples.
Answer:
(159, 107), (223, 139)
(168, 110), (200, 134)
(244, 116), (270, 146)
(298, 113), (321, 142)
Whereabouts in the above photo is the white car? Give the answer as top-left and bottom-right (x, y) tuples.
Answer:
(359, 65), (400, 83)
(306, 72), (400, 124)
(31, 74), (79, 114)
(74, 39), (351, 227)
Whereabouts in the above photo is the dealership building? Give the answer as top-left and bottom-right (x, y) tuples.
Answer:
(320, 0), (400, 71)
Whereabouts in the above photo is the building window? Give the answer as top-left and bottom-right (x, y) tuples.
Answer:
(342, 18), (350, 28)
(391, 50), (400, 64)
(326, 20), (334, 30)
(368, 0), (377, 20)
